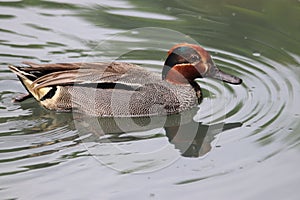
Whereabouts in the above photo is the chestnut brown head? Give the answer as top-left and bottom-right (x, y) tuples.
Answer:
(163, 43), (242, 85)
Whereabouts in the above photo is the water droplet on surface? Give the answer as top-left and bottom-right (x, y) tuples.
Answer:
(252, 52), (261, 57)
(232, 12), (236, 16)
(131, 30), (139, 35)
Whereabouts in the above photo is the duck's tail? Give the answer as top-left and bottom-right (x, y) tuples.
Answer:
(9, 65), (52, 102)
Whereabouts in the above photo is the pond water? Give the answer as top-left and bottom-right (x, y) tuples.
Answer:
(1, 0), (300, 199)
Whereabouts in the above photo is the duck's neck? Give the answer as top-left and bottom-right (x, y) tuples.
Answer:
(162, 63), (202, 103)
(162, 63), (201, 84)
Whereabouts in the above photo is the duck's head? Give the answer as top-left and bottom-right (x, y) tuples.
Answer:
(163, 43), (242, 85)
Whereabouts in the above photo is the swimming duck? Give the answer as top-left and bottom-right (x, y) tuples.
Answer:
(9, 43), (242, 117)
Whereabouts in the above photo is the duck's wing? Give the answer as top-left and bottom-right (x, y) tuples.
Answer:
(9, 61), (153, 102)
(10, 61), (149, 90)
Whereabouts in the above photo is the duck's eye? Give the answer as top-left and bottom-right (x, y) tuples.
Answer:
(190, 55), (200, 62)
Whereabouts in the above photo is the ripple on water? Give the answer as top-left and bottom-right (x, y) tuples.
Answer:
(195, 48), (299, 163)
(106, 9), (177, 21)
(0, 105), (85, 176)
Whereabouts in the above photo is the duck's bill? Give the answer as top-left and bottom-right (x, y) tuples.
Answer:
(208, 68), (242, 85)
(214, 69), (242, 84)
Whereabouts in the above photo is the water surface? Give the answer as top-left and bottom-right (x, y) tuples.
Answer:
(1, 0), (300, 199)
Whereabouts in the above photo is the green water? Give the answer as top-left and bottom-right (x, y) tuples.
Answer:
(0, 0), (300, 199)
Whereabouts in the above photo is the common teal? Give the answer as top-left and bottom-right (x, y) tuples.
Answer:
(9, 43), (242, 117)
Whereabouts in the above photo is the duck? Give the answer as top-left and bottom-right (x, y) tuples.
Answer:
(9, 43), (242, 117)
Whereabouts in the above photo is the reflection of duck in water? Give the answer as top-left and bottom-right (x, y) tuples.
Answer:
(165, 121), (242, 157)
(9, 43), (242, 117)
(72, 108), (242, 158)
(14, 102), (242, 158)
